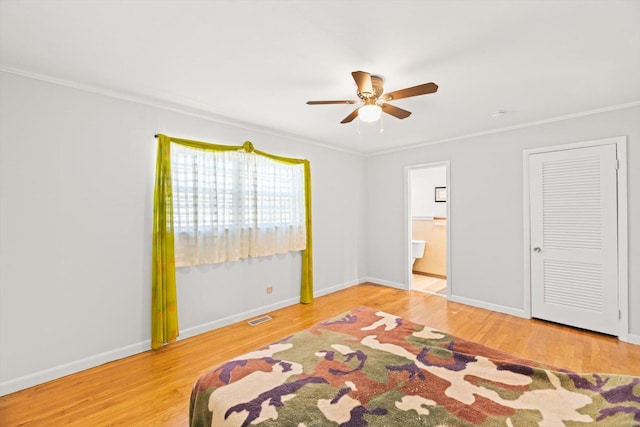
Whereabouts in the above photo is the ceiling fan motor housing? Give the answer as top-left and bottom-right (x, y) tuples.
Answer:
(358, 75), (384, 100)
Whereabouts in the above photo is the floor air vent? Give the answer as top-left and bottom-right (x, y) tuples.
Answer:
(248, 315), (272, 326)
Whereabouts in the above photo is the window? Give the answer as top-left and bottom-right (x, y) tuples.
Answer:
(170, 144), (306, 266)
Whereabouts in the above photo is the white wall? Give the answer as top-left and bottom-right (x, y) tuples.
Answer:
(366, 106), (640, 340)
(0, 72), (367, 394)
(2, 70), (638, 396)
(410, 165), (447, 218)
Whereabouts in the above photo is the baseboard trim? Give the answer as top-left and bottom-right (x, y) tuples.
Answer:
(0, 340), (150, 397)
(624, 332), (640, 345)
(447, 295), (529, 319)
(313, 278), (362, 298)
(0, 278), (362, 397)
(360, 279), (530, 321)
(364, 276), (409, 290)
(177, 297), (301, 340)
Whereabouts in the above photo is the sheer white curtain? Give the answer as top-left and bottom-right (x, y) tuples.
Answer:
(171, 144), (306, 267)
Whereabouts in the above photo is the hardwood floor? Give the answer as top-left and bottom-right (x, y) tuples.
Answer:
(2, 282), (639, 426)
(412, 274), (447, 294)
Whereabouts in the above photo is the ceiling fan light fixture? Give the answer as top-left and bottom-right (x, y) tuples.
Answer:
(358, 104), (382, 122)
(307, 71), (438, 125)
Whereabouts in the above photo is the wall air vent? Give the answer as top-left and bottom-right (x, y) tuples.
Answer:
(248, 315), (273, 326)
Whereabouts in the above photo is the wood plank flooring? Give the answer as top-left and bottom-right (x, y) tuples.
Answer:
(412, 274), (447, 293)
(2, 283), (639, 426)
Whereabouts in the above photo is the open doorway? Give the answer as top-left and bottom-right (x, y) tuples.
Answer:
(406, 162), (449, 296)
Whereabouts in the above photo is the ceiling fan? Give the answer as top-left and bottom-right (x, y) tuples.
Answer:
(307, 71), (438, 124)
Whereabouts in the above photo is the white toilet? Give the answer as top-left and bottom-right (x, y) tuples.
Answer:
(411, 240), (426, 264)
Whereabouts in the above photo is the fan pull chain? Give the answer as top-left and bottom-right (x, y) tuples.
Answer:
(357, 117), (361, 135)
(379, 114), (384, 134)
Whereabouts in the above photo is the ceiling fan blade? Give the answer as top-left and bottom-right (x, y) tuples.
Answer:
(381, 103), (412, 119)
(340, 108), (360, 124)
(306, 100), (357, 105)
(352, 71), (374, 96)
(383, 82), (438, 101)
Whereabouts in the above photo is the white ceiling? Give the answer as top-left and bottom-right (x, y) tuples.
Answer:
(1, 0), (639, 155)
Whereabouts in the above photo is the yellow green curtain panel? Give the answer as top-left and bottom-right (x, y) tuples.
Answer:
(151, 134), (313, 350)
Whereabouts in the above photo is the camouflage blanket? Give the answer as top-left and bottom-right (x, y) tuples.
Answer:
(189, 306), (640, 426)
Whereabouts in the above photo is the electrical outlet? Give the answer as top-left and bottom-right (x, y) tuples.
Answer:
(266, 285), (273, 294)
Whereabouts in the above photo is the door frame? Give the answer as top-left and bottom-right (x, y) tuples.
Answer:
(522, 136), (629, 341)
(404, 161), (451, 296)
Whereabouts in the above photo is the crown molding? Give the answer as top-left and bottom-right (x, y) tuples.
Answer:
(0, 66), (362, 156)
(3, 65), (637, 159)
(367, 100), (640, 156)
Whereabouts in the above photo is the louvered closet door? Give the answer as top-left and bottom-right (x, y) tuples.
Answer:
(530, 144), (618, 335)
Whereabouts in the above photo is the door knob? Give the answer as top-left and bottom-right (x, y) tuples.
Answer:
(533, 247), (542, 252)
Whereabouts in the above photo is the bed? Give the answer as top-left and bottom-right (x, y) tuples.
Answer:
(189, 306), (640, 426)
